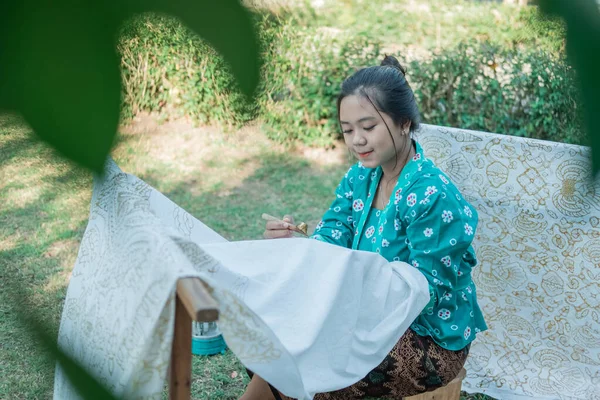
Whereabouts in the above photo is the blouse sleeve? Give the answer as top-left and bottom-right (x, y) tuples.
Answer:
(402, 182), (477, 316)
(310, 166), (356, 248)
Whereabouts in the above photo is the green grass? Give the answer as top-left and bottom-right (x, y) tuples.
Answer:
(285, 0), (564, 58)
(0, 113), (496, 399)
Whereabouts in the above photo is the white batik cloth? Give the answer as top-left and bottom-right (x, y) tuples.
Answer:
(55, 123), (600, 400)
(53, 157), (430, 400)
(415, 124), (600, 400)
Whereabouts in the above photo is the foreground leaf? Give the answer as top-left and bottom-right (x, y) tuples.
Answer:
(4, 273), (120, 400)
(138, 0), (262, 99)
(0, 0), (261, 173)
(28, 318), (121, 400)
(538, 0), (600, 176)
(0, 1), (122, 173)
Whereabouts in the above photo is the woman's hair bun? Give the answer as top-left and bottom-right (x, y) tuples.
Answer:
(380, 54), (406, 77)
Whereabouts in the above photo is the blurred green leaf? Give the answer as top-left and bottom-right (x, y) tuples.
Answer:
(0, 1), (122, 173)
(0, 0), (260, 173)
(126, 0), (262, 99)
(3, 268), (121, 400)
(538, 0), (600, 175)
(26, 317), (120, 400)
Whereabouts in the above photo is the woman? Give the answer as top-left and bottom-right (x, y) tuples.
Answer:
(242, 55), (488, 400)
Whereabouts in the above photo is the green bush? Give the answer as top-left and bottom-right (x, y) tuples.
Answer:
(117, 13), (266, 128)
(115, 3), (582, 146)
(516, 6), (566, 57)
(257, 31), (584, 145)
(116, 12), (382, 145)
(258, 23), (382, 146)
(409, 42), (585, 145)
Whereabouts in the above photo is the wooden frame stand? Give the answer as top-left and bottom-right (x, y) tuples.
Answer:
(167, 278), (467, 400)
(169, 278), (219, 400)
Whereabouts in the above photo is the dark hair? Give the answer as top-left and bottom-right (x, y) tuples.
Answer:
(336, 55), (421, 174)
(336, 54), (421, 133)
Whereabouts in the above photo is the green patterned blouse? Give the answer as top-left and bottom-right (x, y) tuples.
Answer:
(311, 141), (488, 351)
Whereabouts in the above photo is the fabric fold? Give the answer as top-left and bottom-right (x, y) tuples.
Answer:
(54, 158), (430, 400)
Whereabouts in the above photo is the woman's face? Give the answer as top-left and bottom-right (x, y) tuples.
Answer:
(339, 94), (408, 170)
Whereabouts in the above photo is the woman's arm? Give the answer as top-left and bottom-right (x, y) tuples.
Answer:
(310, 166), (357, 248)
(402, 181), (478, 315)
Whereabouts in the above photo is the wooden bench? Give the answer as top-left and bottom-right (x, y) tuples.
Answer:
(405, 368), (466, 400)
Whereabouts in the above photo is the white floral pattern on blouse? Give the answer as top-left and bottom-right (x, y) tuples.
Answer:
(310, 141), (487, 351)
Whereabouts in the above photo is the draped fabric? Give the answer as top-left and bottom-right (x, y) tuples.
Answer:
(54, 123), (600, 400)
(53, 158), (430, 400)
(415, 124), (600, 400)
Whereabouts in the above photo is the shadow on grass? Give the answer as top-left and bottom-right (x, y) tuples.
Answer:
(0, 128), (92, 398)
(152, 151), (349, 240)
(0, 129), (37, 168)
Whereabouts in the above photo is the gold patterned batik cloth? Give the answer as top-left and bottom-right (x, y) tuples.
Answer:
(53, 158), (431, 400)
(415, 124), (600, 400)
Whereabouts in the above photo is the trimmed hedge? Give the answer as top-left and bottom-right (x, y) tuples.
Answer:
(118, 13), (262, 128)
(409, 42), (584, 144)
(116, 4), (583, 146)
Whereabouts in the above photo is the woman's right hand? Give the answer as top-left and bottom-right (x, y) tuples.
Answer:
(263, 215), (295, 239)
